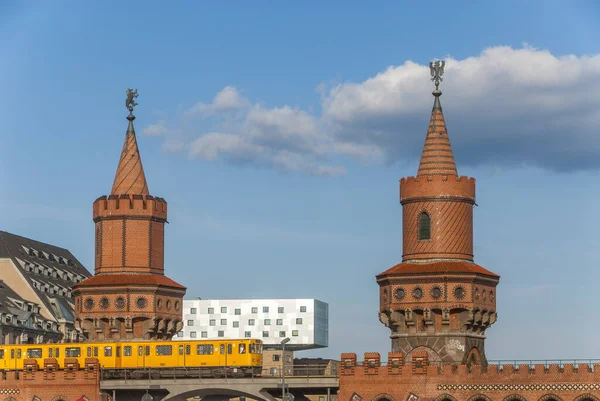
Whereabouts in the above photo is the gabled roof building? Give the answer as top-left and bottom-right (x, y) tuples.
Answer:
(0, 230), (91, 343)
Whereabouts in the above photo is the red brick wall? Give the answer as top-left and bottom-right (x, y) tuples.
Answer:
(339, 353), (600, 401)
(0, 359), (102, 401)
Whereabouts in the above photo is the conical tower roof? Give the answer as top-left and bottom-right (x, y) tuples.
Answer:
(416, 89), (458, 177)
(111, 113), (150, 195)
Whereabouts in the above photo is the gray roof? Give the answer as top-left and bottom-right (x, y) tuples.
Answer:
(0, 280), (53, 332)
(0, 230), (91, 323)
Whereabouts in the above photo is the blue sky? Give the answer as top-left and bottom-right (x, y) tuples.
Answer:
(1, 1), (600, 360)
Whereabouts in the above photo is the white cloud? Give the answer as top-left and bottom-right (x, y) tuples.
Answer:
(185, 86), (250, 117)
(145, 46), (600, 174)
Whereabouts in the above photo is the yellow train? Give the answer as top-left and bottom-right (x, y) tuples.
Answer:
(0, 339), (263, 378)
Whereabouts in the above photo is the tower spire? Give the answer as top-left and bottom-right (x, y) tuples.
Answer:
(416, 61), (458, 177)
(111, 89), (149, 195)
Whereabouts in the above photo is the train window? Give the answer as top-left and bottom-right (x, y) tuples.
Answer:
(186, 345), (191, 355)
(94, 347), (98, 357)
(48, 348), (52, 358)
(156, 345), (172, 356)
(124, 346), (132, 357)
(0, 350), (4, 359)
(220, 344), (225, 355)
(145, 346), (150, 356)
(239, 344), (246, 354)
(227, 344), (233, 354)
(249, 344), (255, 354)
(196, 344), (213, 355)
(66, 347), (81, 357)
(87, 347), (91, 358)
(178, 345), (184, 356)
(10, 350), (14, 359)
(56, 348), (60, 358)
(138, 346), (143, 357)
(104, 347), (112, 357)
(27, 349), (42, 358)
(17, 349), (21, 359)
(116, 347), (121, 357)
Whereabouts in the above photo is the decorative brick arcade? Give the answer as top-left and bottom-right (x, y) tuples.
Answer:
(73, 92), (186, 341)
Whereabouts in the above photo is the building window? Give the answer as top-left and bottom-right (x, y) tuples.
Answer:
(262, 331), (269, 338)
(296, 318), (303, 324)
(209, 319), (216, 326)
(201, 331), (208, 338)
(292, 330), (299, 336)
(221, 307), (227, 313)
(273, 354), (280, 361)
(233, 321), (239, 327)
(235, 308), (241, 315)
(278, 307), (285, 313)
(220, 319), (227, 325)
(245, 331), (251, 338)
(264, 319), (271, 325)
(279, 331), (286, 337)
(187, 320), (194, 326)
(177, 331), (184, 337)
(251, 307), (258, 313)
(276, 319), (283, 325)
(190, 308), (197, 314)
(418, 211), (431, 240)
(319, 397), (325, 401)
(263, 306), (269, 313)
(300, 306), (307, 312)
(218, 331), (224, 337)
(208, 307), (214, 314)
(270, 368), (277, 375)
(190, 331), (197, 338)
(248, 319), (255, 326)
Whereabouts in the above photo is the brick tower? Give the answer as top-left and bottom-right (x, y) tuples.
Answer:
(377, 63), (500, 366)
(73, 90), (186, 341)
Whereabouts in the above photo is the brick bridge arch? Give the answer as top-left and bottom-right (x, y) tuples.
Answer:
(467, 394), (493, 401)
(371, 393), (399, 401)
(538, 395), (563, 401)
(503, 395), (528, 401)
(573, 395), (600, 401)
(433, 394), (458, 401)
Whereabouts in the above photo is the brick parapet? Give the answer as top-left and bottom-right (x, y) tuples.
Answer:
(0, 358), (101, 401)
(400, 176), (476, 203)
(339, 352), (600, 401)
(93, 194), (167, 222)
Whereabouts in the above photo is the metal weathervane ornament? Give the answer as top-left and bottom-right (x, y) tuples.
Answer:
(126, 88), (139, 114)
(429, 60), (445, 90)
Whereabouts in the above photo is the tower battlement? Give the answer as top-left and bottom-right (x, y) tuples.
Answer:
(400, 175), (476, 202)
(93, 194), (167, 221)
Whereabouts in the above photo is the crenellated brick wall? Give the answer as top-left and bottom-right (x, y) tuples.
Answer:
(0, 358), (102, 401)
(339, 352), (600, 401)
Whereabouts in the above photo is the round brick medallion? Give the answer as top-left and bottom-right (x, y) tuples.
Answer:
(99, 297), (110, 309)
(490, 291), (495, 302)
(431, 286), (442, 299)
(175, 300), (180, 311)
(84, 298), (94, 310)
(166, 300), (172, 310)
(115, 297), (125, 309)
(157, 299), (162, 310)
(136, 297), (148, 309)
(395, 288), (406, 300)
(454, 286), (466, 299)
(412, 287), (423, 300)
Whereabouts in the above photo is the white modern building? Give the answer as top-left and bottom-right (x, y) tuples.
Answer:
(174, 299), (328, 350)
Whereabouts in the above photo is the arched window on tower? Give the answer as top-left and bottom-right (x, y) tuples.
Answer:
(418, 212), (431, 240)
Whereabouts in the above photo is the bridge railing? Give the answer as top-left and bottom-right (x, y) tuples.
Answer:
(100, 365), (340, 381)
(352, 359), (600, 371)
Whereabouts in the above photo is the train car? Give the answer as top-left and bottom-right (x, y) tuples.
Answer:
(0, 339), (263, 378)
